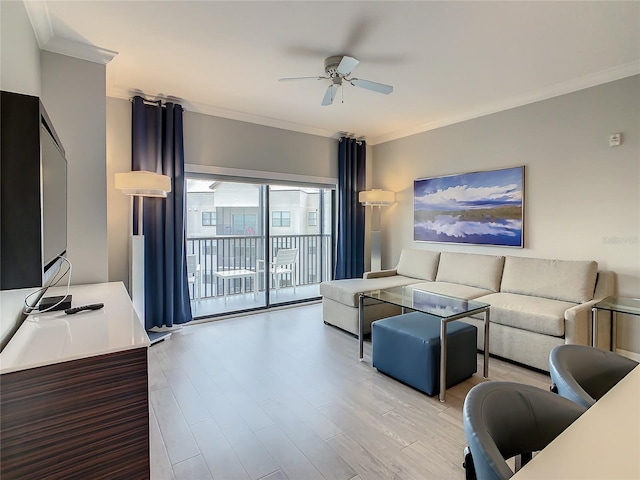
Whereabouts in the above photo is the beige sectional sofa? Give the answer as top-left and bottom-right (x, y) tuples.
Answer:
(320, 249), (615, 371)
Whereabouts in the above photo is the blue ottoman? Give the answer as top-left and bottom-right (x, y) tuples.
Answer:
(372, 311), (478, 396)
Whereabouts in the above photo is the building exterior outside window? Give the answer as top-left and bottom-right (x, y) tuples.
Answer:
(272, 211), (291, 227)
(308, 211), (318, 226)
(202, 211), (216, 226)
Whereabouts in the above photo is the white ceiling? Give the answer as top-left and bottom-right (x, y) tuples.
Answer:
(26, 1), (640, 145)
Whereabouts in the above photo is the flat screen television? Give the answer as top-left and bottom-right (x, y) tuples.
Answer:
(40, 122), (68, 287)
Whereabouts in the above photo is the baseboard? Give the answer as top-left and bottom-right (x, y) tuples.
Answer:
(616, 348), (640, 362)
(147, 331), (171, 345)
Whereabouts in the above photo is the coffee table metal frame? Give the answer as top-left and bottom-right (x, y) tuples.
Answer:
(592, 296), (640, 351)
(358, 286), (490, 402)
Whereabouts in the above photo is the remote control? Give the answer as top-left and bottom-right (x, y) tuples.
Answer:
(65, 303), (104, 315)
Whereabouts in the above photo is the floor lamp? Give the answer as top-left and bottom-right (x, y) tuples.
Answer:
(115, 171), (171, 328)
(359, 189), (395, 272)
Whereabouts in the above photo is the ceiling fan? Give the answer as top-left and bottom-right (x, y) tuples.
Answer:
(279, 55), (393, 106)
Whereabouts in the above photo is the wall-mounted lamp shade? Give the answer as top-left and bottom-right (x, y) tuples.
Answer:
(115, 171), (171, 197)
(359, 189), (395, 206)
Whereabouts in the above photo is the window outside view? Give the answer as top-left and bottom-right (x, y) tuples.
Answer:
(185, 178), (333, 317)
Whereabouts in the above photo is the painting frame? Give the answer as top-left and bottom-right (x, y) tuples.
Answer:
(413, 166), (524, 247)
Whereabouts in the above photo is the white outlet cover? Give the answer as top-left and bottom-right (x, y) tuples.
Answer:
(609, 133), (621, 147)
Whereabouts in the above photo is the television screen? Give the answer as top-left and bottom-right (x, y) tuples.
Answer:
(40, 123), (67, 275)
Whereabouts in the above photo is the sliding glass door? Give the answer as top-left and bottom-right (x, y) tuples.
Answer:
(185, 176), (333, 317)
(267, 185), (333, 306)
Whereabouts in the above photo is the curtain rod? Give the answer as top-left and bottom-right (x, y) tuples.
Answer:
(128, 96), (186, 110)
(339, 133), (366, 145)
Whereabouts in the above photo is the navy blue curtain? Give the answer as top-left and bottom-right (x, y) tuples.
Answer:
(132, 96), (192, 329)
(335, 137), (366, 279)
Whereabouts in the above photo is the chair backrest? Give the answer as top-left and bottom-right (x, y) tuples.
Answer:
(186, 254), (198, 275)
(463, 382), (586, 480)
(274, 248), (298, 266)
(549, 344), (639, 408)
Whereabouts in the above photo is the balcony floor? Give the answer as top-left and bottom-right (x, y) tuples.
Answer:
(190, 284), (321, 318)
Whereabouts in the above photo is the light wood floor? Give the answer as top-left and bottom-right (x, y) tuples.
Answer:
(148, 303), (551, 480)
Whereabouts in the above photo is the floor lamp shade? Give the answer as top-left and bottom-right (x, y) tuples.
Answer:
(359, 189), (395, 206)
(359, 189), (395, 271)
(116, 171), (171, 325)
(115, 171), (171, 198)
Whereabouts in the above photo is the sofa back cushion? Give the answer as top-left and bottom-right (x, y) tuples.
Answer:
(435, 252), (505, 292)
(501, 256), (598, 303)
(396, 249), (440, 281)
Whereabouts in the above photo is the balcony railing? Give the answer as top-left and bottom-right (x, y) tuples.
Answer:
(186, 234), (332, 299)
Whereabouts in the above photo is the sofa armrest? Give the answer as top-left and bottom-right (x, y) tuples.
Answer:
(564, 271), (616, 347)
(364, 269), (398, 279)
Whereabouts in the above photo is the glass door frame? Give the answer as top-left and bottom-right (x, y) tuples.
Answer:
(185, 172), (336, 319)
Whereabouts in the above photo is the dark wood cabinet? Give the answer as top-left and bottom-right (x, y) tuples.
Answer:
(0, 282), (151, 479)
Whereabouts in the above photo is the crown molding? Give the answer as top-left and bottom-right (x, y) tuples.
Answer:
(23, 0), (117, 65)
(369, 61), (640, 145)
(23, 0), (54, 47)
(43, 36), (118, 65)
(107, 85), (338, 139)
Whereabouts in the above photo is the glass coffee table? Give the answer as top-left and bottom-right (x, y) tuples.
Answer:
(359, 286), (491, 402)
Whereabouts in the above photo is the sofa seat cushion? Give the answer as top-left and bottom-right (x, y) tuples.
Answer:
(477, 293), (577, 337)
(501, 256), (598, 303)
(320, 276), (418, 307)
(410, 282), (493, 300)
(435, 252), (504, 292)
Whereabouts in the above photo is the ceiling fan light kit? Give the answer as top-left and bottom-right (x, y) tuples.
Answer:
(279, 55), (393, 106)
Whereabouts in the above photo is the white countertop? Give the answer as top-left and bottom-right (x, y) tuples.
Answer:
(513, 363), (640, 479)
(0, 282), (150, 374)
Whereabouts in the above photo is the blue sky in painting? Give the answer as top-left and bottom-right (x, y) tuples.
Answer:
(414, 167), (523, 211)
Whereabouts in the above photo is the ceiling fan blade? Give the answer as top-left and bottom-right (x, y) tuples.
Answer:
(321, 84), (339, 106)
(337, 56), (359, 76)
(279, 76), (326, 82)
(350, 78), (393, 94)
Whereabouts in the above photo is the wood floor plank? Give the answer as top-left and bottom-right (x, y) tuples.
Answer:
(258, 469), (289, 480)
(208, 369), (276, 433)
(148, 351), (170, 391)
(190, 420), (250, 480)
(172, 455), (213, 480)
(255, 426), (324, 480)
(326, 433), (402, 480)
(164, 368), (212, 426)
(401, 438), (466, 478)
(148, 303), (552, 480)
(259, 398), (356, 480)
(322, 396), (414, 450)
(149, 411), (175, 480)
(150, 387), (200, 466)
(219, 420), (280, 480)
(269, 387), (344, 441)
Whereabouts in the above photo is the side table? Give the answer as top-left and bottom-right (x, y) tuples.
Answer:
(592, 296), (640, 351)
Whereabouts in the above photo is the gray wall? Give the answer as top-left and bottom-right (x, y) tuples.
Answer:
(106, 98), (338, 286)
(0, 0), (41, 96)
(106, 97), (132, 289)
(185, 111), (338, 179)
(0, 2), (109, 348)
(41, 51), (109, 285)
(372, 75), (640, 355)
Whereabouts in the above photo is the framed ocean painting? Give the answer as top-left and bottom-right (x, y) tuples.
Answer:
(414, 166), (524, 247)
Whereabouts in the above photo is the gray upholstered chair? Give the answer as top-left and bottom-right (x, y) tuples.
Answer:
(549, 344), (638, 408)
(462, 381), (586, 480)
